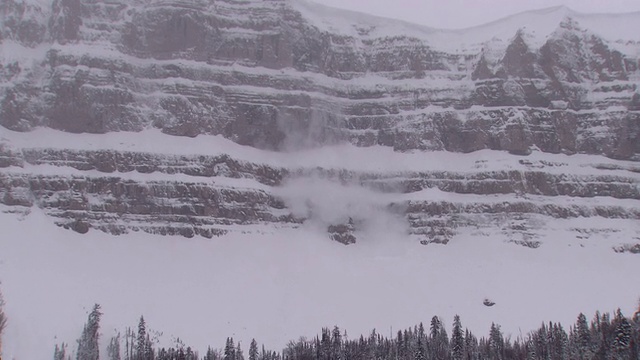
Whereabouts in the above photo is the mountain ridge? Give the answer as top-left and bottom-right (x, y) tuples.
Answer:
(0, 0), (639, 243)
(0, 3), (639, 357)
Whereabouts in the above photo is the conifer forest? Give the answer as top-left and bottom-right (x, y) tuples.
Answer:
(58, 304), (640, 360)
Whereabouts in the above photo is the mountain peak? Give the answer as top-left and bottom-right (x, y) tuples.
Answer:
(558, 16), (583, 31)
(538, 5), (574, 15)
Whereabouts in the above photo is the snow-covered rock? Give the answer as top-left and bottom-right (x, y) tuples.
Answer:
(0, 3), (640, 358)
(0, 0), (638, 243)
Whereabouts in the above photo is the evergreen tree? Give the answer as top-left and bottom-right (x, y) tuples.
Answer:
(54, 343), (69, 360)
(451, 315), (464, 360)
(464, 329), (478, 360)
(574, 312), (591, 359)
(612, 309), (632, 358)
(429, 317), (440, 359)
(429, 316), (449, 360)
(125, 327), (137, 360)
(396, 330), (405, 360)
(633, 301), (640, 360)
(249, 339), (258, 360)
(176, 347), (185, 360)
(77, 304), (102, 360)
(260, 344), (266, 360)
(205, 346), (221, 360)
(331, 326), (343, 360)
(186, 346), (197, 360)
(155, 348), (165, 360)
(525, 339), (536, 360)
(414, 337), (425, 360)
(224, 337), (236, 360)
(592, 311), (602, 334)
(50, 304), (640, 360)
(489, 323), (504, 360)
(320, 327), (332, 360)
(595, 312), (613, 359)
(236, 342), (245, 360)
(136, 317), (147, 360)
(534, 323), (550, 360)
(107, 333), (122, 360)
(418, 322), (425, 341)
(429, 317), (441, 340)
(143, 334), (154, 360)
(134, 317), (154, 360)
(549, 323), (568, 360)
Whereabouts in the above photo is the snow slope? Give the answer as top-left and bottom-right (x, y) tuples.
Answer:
(294, 1), (640, 54)
(1, 1), (640, 359)
(3, 127), (639, 175)
(0, 127), (639, 359)
(1, 207), (639, 359)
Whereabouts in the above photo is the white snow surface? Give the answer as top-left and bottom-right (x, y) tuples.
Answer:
(293, 1), (640, 54)
(3, 127), (640, 176)
(2, 1), (640, 356)
(1, 127), (640, 359)
(1, 207), (639, 360)
(5, 1), (640, 57)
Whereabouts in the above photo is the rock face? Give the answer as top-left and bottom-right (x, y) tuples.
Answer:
(0, 0), (639, 247)
(328, 218), (357, 245)
(2, 0), (640, 156)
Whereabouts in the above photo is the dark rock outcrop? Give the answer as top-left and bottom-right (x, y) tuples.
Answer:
(0, 1), (639, 244)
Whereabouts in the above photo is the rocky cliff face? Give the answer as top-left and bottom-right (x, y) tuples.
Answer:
(0, 0), (639, 249)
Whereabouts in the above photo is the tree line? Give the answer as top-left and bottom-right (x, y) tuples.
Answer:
(54, 303), (640, 360)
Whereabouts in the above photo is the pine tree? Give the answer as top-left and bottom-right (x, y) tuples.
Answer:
(429, 317), (441, 340)
(633, 301), (640, 360)
(525, 339), (536, 360)
(429, 316), (449, 360)
(77, 304), (102, 360)
(135, 316), (154, 360)
(464, 329), (478, 360)
(205, 346), (221, 360)
(429, 317), (440, 359)
(396, 330), (405, 360)
(224, 337), (236, 360)
(451, 315), (464, 360)
(144, 334), (154, 360)
(573, 313), (591, 359)
(489, 323), (504, 360)
(136, 317), (147, 360)
(186, 346), (197, 360)
(532, 323), (548, 360)
(249, 339), (258, 360)
(54, 343), (69, 360)
(612, 309), (632, 358)
(236, 342), (245, 360)
(260, 344), (266, 360)
(595, 312), (613, 359)
(107, 333), (122, 360)
(124, 327), (136, 360)
(549, 323), (568, 360)
(414, 337), (425, 360)
(332, 326), (343, 360)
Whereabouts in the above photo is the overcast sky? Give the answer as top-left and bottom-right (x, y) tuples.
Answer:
(310, 0), (640, 29)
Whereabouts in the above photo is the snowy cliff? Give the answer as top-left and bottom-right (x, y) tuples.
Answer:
(0, 0), (639, 246)
(1, 2), (640, 359)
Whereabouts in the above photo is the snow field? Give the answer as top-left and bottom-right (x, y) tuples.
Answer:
(1, 207), (639, 359)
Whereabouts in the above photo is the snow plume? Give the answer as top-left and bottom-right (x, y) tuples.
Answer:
(275, 175), (409, 246)
(274, 96), (409, 245)
(276, 99), (344, 151)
